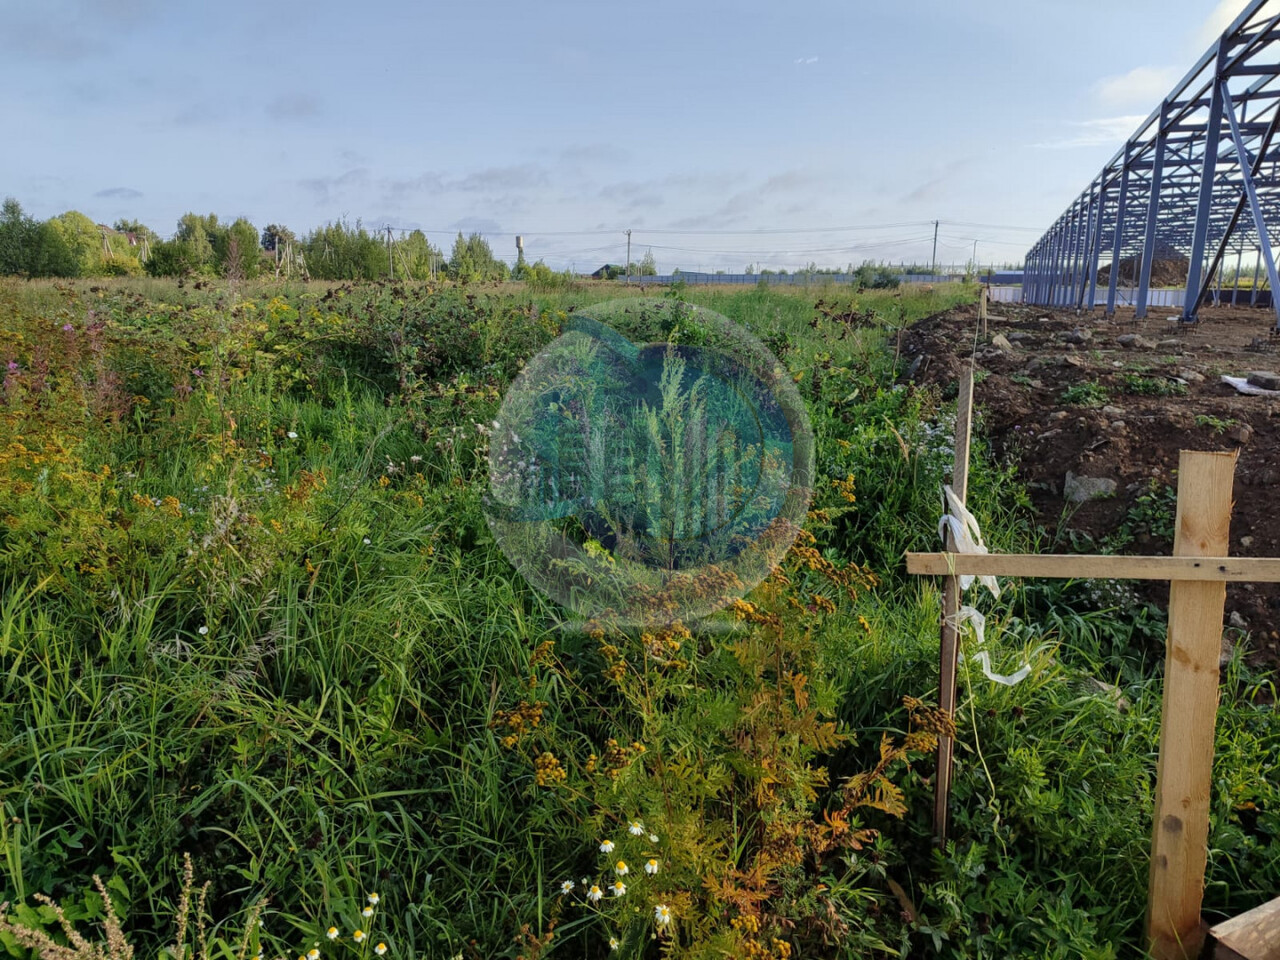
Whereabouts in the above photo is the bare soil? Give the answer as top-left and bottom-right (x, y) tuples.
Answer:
(900, 299), (1280, 672)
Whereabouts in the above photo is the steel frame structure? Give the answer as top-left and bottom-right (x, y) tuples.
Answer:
(1023, 0), (1280, 326)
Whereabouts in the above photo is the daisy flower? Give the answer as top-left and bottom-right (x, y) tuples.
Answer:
(609, 937), (619, 951)
(600, 839), (615, 854)
(654, 904), (672, 927)
(198, 625), (209, 635)
(326, 928), (338, 940)
(648, 833), (659, 843)
(645, 859), (659, 876)
(560, 880), (574, 895)
(362, 907), (374, 918)
(614, 860), (628, 876)
(611, 880), (626, 897)
(628, 821), (645, 836)
(353, 931), (365, 943)
(587, 884), (603, 903)
(374, 945), (387, 957)
(367, 893), (380, 905)
(307, 950), (320, 960)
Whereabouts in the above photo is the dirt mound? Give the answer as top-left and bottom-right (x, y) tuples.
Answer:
(1097, 239), (1190, 289)
(901, 299), (1280, 672)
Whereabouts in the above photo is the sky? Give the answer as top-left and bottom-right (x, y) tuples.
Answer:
(0, 0), (1261, 272)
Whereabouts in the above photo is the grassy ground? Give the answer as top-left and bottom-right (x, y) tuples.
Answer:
(0, 277), (1275, 960)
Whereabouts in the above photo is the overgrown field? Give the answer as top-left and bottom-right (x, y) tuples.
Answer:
(0, 278), (1275, 960)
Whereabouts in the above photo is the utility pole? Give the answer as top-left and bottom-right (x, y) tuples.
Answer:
(972, 238), (978, 274)
(932, 220), (940, 275)
(625, 229), (632, 281)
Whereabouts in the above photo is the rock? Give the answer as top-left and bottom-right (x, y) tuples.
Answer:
(990, 333), (1014, 352)
(1110, 420), (1126, 430)
(1221, 631), (1236, 668)
(1063, 355), (1086, 368)
(1227, 423), (1254, 444)
(1048, 410), (1069, 421)
(1242, 535), (1255, 548)
(1060, 329), (1092, 344)
(1006, 331), (1034, 343)
(1085, 678), (1130, 714)
(1178, 369), (1205, 383)
(1229, 610), (1248, 630)
(1116, 333), (1155, 349)
(1101, 405), (1125, 418)
(1064, 471), (1117, 502)
(1247, 370), (1280, 390)
(1157, 339), (1185, 353)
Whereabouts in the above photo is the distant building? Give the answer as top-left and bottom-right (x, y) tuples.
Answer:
(591, 264), (621, 280)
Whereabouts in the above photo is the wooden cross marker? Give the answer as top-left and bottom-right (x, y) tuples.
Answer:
(908, 448), (1280, 960)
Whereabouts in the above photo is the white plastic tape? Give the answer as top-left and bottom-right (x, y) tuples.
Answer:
(947, 605), (1033, 686)
(937, 485), (1000, 598)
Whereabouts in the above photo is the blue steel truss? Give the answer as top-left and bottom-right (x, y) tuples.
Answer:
(1024, 0), (1280, 326)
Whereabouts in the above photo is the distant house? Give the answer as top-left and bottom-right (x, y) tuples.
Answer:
(591, 264), (621, 280)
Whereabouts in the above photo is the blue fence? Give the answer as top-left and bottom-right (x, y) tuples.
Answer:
(616, 272), (962, 286)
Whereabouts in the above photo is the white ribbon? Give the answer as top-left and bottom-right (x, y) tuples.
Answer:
(939, 487), (1034, 686)
(947, 606), (1034, 687)
(938, 485), (1000, 598)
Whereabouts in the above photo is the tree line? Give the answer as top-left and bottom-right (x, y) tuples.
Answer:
(0, 198), (540, 282)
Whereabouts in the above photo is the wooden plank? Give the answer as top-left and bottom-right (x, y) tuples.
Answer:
(905, 552), (1280, 583)
(1207, 895), (1280, 960)
(1147, 450), (1238, 960)
(934, 361), (974, 847)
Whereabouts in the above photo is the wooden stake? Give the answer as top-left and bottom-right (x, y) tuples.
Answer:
(1146, 450), (1237, 960)
(979, 286), (988, 337)
(933, 361), (975, 846)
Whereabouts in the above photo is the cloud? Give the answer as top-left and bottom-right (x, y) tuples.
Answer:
(557, 143), (628, 165)
(794, 56), (818, 64)
(172, 101), (225, 126)
(450, 164), (549, 193)
(1094, 66), (1179, 109)
(1032, 116), (1146, 149)
(266, 94), (321, 121)
(299, 168), (370, 203)
(450, 217), (502, 235)
(94, 187), (143, 199)
(1195, 0), (1280, 47)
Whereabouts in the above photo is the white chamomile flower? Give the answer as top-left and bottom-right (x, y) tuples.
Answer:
(614, 860), (628, 876)
(287, 431), (298, 439)
(648, 833), (659, 843)
(654, 904), (672, 927)
(580, 876), (590, 885)
(367, 893), (380, 905)
(307, 950), (320, 960)
(600, 839), (615, 854)
(362, 906), (374, 918)
(362, 537), (371, 545)
(645, 858), (659, 876)
(352, 931), (365, 943)
(628, 821), (645, 836)
(374, 945), (387, 957)
(326, 927), (338, 940)
(609, 937), (619, 951)
(198, 625), (209, 635)
(587, 884), (603, 903)
(560, 880), (574, 895)
(611, 880), (626, 897)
